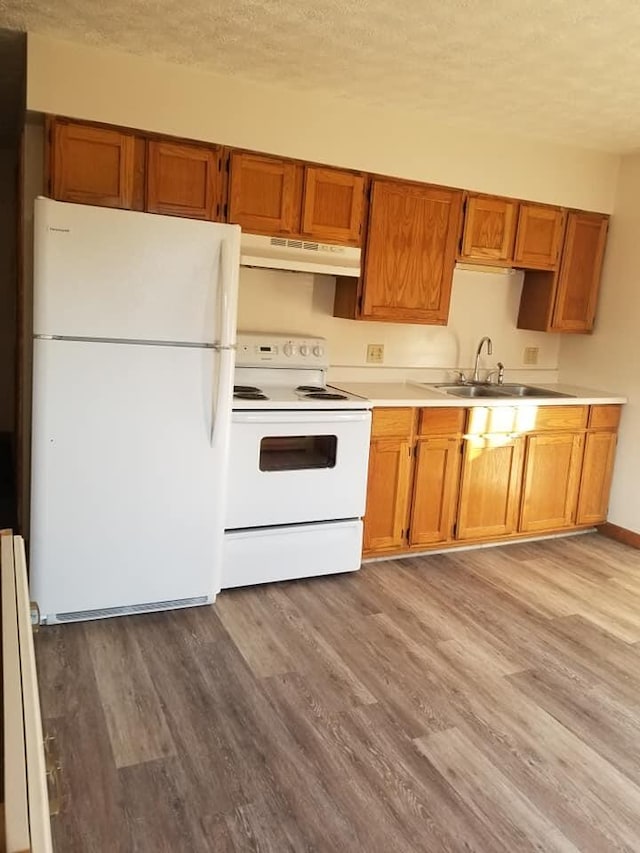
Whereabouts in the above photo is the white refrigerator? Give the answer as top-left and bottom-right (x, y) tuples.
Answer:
(29, 197), (240, 624)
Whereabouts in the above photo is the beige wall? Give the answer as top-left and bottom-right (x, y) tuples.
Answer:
(239, 267), (560, 383)
(0, 147), (17, 433)
(27, 33), (619, 212)
(559, 154), (640, 533)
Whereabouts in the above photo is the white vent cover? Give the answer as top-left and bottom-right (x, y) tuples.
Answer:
(240, 233), (361, 277)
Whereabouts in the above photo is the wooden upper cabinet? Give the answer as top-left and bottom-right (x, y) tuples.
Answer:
(50, 121), (140, 209)
(228, 151), (301, 235)
(456, 435), (525, 540)
(146, 141), (221, 220)
(361, 180), (463, 324)
(460, 194), (518, 265)
(551, 212), (608, 332)
(513, 204), (566, 270)
(301, 166), (365, 245)
(519, 432), (584, 532)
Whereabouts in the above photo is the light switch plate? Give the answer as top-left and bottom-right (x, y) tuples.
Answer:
(367, 344), (384, 364)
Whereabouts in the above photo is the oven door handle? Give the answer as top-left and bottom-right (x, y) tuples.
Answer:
(232, 410), (371, 426)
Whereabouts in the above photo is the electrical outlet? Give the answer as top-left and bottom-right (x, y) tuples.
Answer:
(523, 346), (539, 365)
(366, 344), (384, 364)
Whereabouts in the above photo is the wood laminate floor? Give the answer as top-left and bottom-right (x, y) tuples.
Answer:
(36, 532), (640, 852)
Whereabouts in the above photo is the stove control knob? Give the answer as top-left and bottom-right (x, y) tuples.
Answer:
(283, 342), (296, 357)
(313, 345), (324, 358)
(299, 344), (310, 357)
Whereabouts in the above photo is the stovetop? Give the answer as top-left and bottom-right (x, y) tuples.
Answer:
(232, 382), (370, 410)
(232, 332), (371, 410)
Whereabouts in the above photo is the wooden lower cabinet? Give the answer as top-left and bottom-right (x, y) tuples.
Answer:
(363, 436), (413, 552)
(577, 430), (618, 524)
(519, 432), (584, 532)
(362, 404), (622, 558)
(409, 437), (461, 546)
(456, 435), (525, 540)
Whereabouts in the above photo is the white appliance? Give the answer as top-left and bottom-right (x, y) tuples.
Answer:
(240, 233), (361, 277)
(30, 198), (241, 624)
(222, 332), (372, 589)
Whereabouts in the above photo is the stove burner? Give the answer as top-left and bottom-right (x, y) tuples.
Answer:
(304, 391), (348, 401)
(234, 385), (262, 394)
(296, 385), (325, 393)
(234, 391), (268, 400)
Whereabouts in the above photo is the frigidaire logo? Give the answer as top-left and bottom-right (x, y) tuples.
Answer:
(48, 226), (70, 233)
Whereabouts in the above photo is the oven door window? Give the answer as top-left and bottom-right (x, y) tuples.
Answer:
(259, 435), (337, 471)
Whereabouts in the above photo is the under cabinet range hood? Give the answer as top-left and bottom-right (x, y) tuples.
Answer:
(240, 233), (361, 277)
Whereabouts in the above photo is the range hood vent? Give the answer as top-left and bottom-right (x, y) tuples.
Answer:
(240, 233), (361, 277)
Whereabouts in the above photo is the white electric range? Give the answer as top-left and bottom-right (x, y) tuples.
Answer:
(222, 332), (372, 589)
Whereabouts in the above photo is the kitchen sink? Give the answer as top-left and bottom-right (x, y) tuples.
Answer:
(435, 385), (511, 398)
(496, 384), (574, 398)
(433, 383), (574, 399)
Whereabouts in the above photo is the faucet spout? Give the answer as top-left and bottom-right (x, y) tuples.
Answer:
(472, 336), (493, 383)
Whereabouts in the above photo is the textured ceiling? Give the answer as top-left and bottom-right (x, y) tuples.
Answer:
(2, 1), (640, 151)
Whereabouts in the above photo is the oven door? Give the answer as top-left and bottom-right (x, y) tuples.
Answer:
(226, 409), (372, 528)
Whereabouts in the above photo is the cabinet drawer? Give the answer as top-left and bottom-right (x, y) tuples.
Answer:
(588, 404), (621, 431)
(371, 407), (415, 438)
(418, 407), (465, 436)
(530, 406), (588, 432)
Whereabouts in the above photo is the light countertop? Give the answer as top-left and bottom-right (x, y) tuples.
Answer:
(330, 381), (627, 408)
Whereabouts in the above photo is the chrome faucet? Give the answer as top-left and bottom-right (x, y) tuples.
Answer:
(472, 336), (493, 383)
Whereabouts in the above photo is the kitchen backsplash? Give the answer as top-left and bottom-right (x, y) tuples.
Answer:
(237, 266), (561, 384)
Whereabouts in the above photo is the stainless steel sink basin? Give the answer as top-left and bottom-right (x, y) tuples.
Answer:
(497, 384), (574, 398)
(435, 385), (511, 398)
(433, 383), (574, 399)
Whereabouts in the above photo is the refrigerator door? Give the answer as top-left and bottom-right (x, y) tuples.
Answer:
(33, 198), (240, 345)
(30, 338), (232, 622)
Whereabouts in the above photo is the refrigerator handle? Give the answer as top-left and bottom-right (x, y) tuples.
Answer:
(217, 239), (234, 348)
(210, 351), (221, 447)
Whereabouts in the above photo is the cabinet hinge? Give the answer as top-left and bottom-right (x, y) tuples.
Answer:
(223, 202), (228, 220)
(406, 527), (411, 541)
(452, 522), (458, 537)
(357, 293), (363, 315)
(226, 158), (231, 173)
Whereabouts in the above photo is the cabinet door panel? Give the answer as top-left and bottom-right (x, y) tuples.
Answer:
(514, 204), (565, 270)
(577, 431), (617, 525)
(362, 180), (463, 324)
(460, 195), (518, 264)
(410, 437), (461, 546)
(520, 433), (584, 532)
(363, 437), (412, 553)
(52, 122), (136, 209)
(551, 213), (608, 332)
(228, 152), (300, 234)
(456, 436), (524, 539)
(301, 167), (364, 245)
(147, 141), (220, 220)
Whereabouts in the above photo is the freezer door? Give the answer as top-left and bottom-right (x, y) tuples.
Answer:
(33, 198), (240, 345)
(30, 339), (232, 621)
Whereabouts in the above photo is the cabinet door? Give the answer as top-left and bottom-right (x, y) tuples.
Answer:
(362, 180), (463, 324)
(301, 167), (365, 245)
(513, 204), (566, 270)
(409, 437), (461, 546)
(51, 122), (136, 209)
(576, 431), (617, 525)
(551, 213), (608, 332)
(460, 194), (518, 264)
(456, 435), (524, 540)
(520, 432), (584, 532)
(228, 152), (301, 234)
(147, 141), (220, 220)
(363, 437), (413, 553)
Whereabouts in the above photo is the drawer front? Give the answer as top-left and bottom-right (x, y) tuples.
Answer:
(588, 404), (622, 431)
(418, 407), (465, 436)
(530, 406), (588, 432)
(371, 407), (415, 438)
